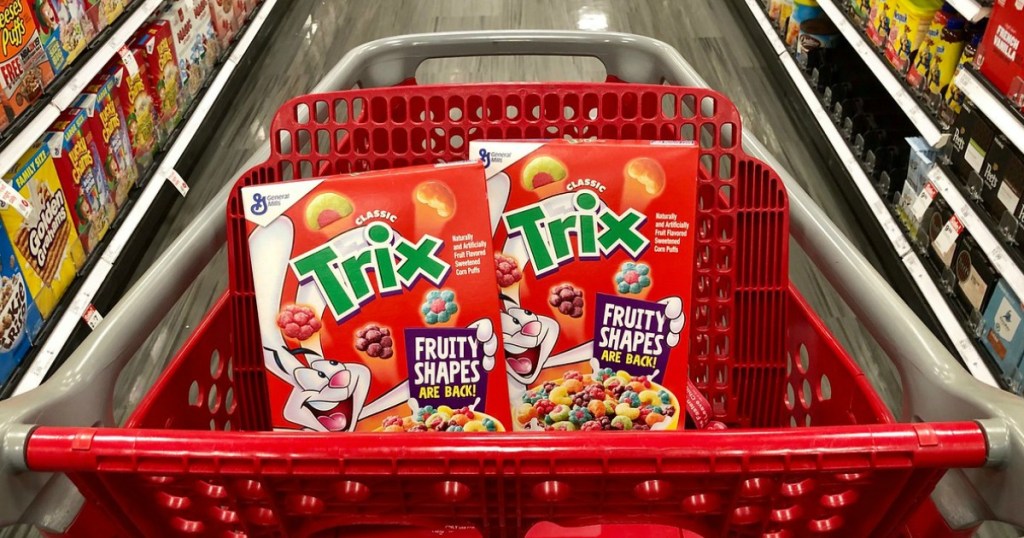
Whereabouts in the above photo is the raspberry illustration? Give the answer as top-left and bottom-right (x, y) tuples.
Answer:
(355, 324), (394, 358)
(615, 262), (652, 294)
(548, 284), (583, 318)
(276, 304), (322, 341)
(421, 289), (458, 324)
(495, 253), (523, 288)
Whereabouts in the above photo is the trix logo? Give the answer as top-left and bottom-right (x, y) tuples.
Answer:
(502, 189), (649, 276)
(291, 222), (450, 321)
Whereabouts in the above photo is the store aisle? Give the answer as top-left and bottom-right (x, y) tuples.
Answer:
(116, 0), (900, 418)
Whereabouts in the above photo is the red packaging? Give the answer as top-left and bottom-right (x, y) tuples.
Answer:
(471, 140), (699, 431)
(104, 54), (158, 171)
(239, 162), (511, 433)
(74, 70), (139, 209)
(130, 21), (184, 144)
(976, 0), (1024, 96)
(207, 0), (239, 51)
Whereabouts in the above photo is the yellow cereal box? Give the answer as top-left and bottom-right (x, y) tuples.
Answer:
(3, 144), (86, 318)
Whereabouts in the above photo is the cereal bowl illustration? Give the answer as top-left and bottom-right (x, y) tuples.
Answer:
(521, 155), (567, 190)
(377, 405), (506, 432)
(305, 192), (354, 231)
(413, 180), (456, 218)
(624, 157), (666, 196)
(515, 369), (680, 431)
(0, 275), (28, 351)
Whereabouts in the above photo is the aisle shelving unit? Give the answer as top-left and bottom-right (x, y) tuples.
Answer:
(6, 0), (281, 396)
(817, 0), (948, 146)
(741, 0), (1000, 387)
(954, 67), (1024, 156)
(0, 0), (164, 177)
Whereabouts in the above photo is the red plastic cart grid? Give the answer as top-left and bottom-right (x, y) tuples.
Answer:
(0, 31), (1021, 538)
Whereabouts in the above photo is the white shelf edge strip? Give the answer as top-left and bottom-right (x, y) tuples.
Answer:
(927, 165), (1024, 304)
(947, 0), (992, 22)
(955, 69), (1024, 157)
(902, 252), (1000, 387)
(13, 0), (279, 396)
(744, 0), (1001, 389)
(743, 0), (787, 55)
(817, 0), (947, 147)
(0, 0), (164, 178)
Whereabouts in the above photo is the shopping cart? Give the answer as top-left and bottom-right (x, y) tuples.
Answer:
(0, 31), (1021, 538)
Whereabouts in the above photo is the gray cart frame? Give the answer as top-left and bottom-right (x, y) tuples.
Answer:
(0, 30), (1021, 535)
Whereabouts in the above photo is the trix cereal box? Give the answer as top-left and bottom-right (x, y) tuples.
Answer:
(471, 140), (698, 431)
(241, 162), (511, 433)
(82, 0), (125, 35)
(43, 108), (115, 254)
(131, 20), (183, 144)
(3, 144), (85, 318)
(0, 228), (42, 384)
(104, 59), (157, 171)
(33, 0), (93, 74)
(74, 70), (138, 209)
(0, 0), (55, 122)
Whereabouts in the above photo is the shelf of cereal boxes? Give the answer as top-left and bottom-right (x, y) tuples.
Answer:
(816, 0), (948, 147)
(0, 0), (165, 179)
(947, 0), (992, 23)
(10, 0), (280, 397)
(954, 67), (1024, 156)
(743, 0), (1001, 387)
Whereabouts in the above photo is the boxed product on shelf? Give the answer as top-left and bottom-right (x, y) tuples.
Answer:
(948, 100), (997, 185)
(897, 177), (924, 233)
(155, 0), (219, 103)
(33, 0), (94, 74)
(929, 212), (964, 270)
(241, 161), (512, 433)
(104, 57), (158, 171)
(4, 144), (86, 318)
(43, 108), (115, 254)
(0, 0), (56, 123)
(188, 0), (220, 80)
(921, 195), (955, 262)
(82, 0), (126, 35)
(131, 20), (184, 143)
(74, 69), (139, 209)
(866, 0), (896, 47)
(979, 135), (1024, 224)
(900, 178), (936, 238)
(906, 137), (937, 192)
(975, 0), (1024, 97)
(952, 234), (997, 316)
(0, 228), (44, 385)
(883, 0), (942, 73)
(207, 0), (240, 51)
(981, 279), (1024, 387)
(472, 139), (698, 431)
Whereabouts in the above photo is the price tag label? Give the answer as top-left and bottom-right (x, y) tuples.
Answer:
(118, 45), (139, 77)
(932, 215), (964, 257)
(0, 180), (31, 218)
(165, 169), (189, 196)
(82, 303), (103, 330)
(911, 182), (938, 221)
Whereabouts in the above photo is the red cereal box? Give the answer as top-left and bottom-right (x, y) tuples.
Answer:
(82, 0), (125, 35)
(206, 0), (238, 53)
(104, 54), (158, 171)
(74, 70), (138, 209)
(471, 140), (699, 431)
(240, 162), (511, 433)
(130, 20), (184, 144)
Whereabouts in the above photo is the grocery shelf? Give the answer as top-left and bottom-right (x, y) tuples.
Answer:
(742, 0), (1000, 388)
(927, 165), (1024, 305)
(0, 0), (164, 178)
(10, 0), (280, 397)
(947, 0), (993, 22)
(955, 67), (1024, 156)
(817, 0), (948, 147)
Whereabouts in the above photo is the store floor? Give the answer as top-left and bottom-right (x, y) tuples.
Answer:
(10, 0), (999, 535)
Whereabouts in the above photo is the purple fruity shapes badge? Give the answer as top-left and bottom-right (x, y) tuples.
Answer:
(593, 293), (671, 380)
(405, 327), (489, 410)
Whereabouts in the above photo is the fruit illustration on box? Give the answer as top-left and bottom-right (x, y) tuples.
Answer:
(521, 155), (567, 190)
(304, 192), (352, 230)
(625, 157), (666, 195)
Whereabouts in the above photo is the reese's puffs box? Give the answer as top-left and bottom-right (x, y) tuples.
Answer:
(241, 162), (511, 433)
(471, 140), (698, 431)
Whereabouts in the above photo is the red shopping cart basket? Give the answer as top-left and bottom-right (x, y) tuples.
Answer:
(23, 80), (989, 538)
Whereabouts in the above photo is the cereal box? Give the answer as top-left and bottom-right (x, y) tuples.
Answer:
(74, 69), (138, 209)
(82, 0), (124, 35)
(156, 0), (218, 103)
(207, 0), (239, 51)
(189, 0), (220, 76)
(131, 20), (183, 143)
(471, 140), (699, 431)
(241, 162), (511, 433)
(0, 0), (55, 121)
(4, 144), (86, 318)
(104, 57), (157, 170)
(43, 107), (115, 254)
(32, 0), (93, 74)
(0, 227), (43, 384)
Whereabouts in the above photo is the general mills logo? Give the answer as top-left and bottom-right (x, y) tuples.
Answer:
(251, 192), (268, 215)
(479, 148), (491, 167)
(478, 148), (511, 168)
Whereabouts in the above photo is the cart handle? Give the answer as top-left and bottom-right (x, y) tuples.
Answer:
(0, 30), (1020, 533)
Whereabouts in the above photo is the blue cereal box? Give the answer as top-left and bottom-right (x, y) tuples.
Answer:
(981, 279), (1024, 385)
(0, 225), (43, 384)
